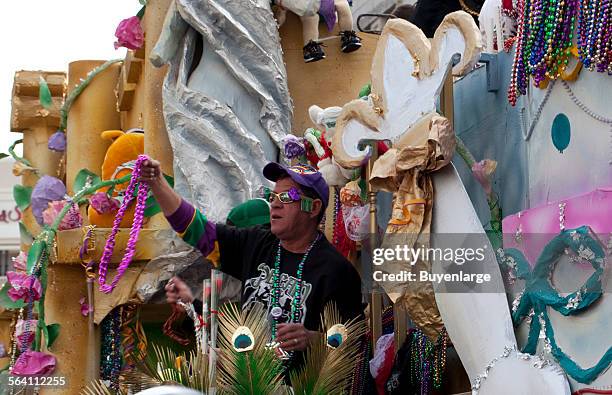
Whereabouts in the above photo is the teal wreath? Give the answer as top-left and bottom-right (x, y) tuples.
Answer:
(498, 226), (611, 383)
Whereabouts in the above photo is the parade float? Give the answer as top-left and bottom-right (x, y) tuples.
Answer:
(0, 0), (610, 394)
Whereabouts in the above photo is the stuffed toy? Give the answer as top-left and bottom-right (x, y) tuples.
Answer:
(87, 129), (145, 228)
(305, 105), (363, 186)
(303, 128), (356, 187)
(273, 0), (362, 62)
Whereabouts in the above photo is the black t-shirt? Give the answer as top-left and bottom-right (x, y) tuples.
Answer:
(216, 224), (365, 331)
(215, 224), (365, 373)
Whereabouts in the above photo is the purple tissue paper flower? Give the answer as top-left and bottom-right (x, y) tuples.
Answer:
(89, 192), (120, 215)
(47, 130), (66, 152)
(15, 319), (37, 348)
(281, 135), (305, 159)
(31, 176), (67, 225)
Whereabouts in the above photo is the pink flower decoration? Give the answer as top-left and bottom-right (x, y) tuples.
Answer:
(114, 16), (144, 50)
(6, 272), (42, 302)
(89, 192), (120, 215)
(79, 296), (93, 317)
(42, 200), (82, 231)
(11, 350), (56, 376)
(15, 319), (37, 348)
(11, 251), (28, 272)
(471, 159), (498, 197)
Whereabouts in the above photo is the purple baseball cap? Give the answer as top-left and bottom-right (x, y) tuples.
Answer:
(263, 162), (329, 209)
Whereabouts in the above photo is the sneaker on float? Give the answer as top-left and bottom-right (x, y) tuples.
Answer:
(340, 30), (362, 53)
(303, 40), (326, 63)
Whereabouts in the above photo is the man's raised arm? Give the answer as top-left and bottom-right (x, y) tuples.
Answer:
(139, 158), (216, 257)
(139, 158), (182, 216)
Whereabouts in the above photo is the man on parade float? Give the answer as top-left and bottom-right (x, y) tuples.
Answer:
(139, 158), (365, 374)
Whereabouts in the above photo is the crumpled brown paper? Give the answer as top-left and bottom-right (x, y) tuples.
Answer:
(92, 235), (198, 324)
(370, 113), (455, 340)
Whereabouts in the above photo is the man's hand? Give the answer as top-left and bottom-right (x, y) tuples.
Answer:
(276, 323), (319, 352)
(138, 158), (182, 216)
(139, 159), (164, 187)
(165, 277), (194, 313)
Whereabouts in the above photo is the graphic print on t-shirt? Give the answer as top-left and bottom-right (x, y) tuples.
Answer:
(243, 263), (312, 324)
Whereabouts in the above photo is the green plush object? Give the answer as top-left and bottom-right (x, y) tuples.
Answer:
(358, 83), (371, 98)
(226, 198), (270, 228)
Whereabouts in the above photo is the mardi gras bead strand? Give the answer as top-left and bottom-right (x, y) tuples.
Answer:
(98, 155), (150, 294)
(509, 0), (579, 104)
(100, 307), (122, 391)
(433, 329), (448, 390)
(270, 234), (321, 340)
(509, 0), (529, 105)
(578, 0), (612, 72)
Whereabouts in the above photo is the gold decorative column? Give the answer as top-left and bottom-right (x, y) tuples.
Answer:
(11, 71), (67, 237)
(142, 0), (174, 229)
(143, 0), (173, 175)
(66, 60), (121, 193)
(42, 264), (93, 394)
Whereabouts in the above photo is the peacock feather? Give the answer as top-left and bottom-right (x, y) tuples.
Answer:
(82, 344), (210, 394)
(290, 303), (367, 395)
(231, 326), (255, 352)
(81, 380), (116, 395)
(326, 323), (348, 349)
(217, 303), (287, 395)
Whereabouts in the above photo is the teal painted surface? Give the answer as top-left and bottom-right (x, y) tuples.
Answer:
(500, 226), (610, 384)
(551, 113), (571, 153)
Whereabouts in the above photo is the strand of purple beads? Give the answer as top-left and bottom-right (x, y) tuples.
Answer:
(98, 154), (150, 294)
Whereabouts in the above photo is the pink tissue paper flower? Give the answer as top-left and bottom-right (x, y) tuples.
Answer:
(11, 350), (56, 376)
(15, 319), (37, 348)
(42, 200), (82, 231)
(79, 296), (93, 317)
(114, 16), (144, 50)
(471, 159), (498, 197)
(89, 192), (120, 215)
(11, 251), (28, 272)
(6, 272), (42, 302)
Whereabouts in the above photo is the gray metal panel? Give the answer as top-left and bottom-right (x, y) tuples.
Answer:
(453, 52), (528, 223)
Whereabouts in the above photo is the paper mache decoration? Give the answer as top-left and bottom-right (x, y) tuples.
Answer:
(321, 11), (572, 393)
(432, 166), (570, 395)
(332, 12), (483, 168)
(330, 12), (482, 339)
(87, 129), (144, 227)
